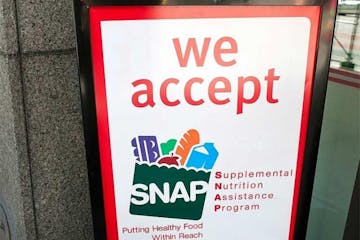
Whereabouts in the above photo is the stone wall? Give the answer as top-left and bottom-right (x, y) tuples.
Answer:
(0, 0), (94, 239)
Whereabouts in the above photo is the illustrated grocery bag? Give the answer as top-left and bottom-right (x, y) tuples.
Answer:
(129, 129), (219, 220)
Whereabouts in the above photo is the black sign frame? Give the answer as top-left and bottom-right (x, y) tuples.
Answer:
(73, 1), (337, 239)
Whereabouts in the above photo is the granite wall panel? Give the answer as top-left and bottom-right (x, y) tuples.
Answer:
(0, 0), (95, 239)
(17, 0), (76, 52)
(0, 55), (36, 240)
(21, 52), (93, 240)
(0, 0), (18, 54)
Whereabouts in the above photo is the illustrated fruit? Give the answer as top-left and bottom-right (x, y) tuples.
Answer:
(158, 153), (179, 166)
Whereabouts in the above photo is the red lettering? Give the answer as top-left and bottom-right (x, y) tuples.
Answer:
(131, 79), (155, 108)
(265, 68), (280, 103)
(160, 78), (180, 106)
(184, 77), (204, 106)
(214, 195), (221, 201)
(131, 68), (280, 114)
(237, 76), (261, 114)
(215, 171), (222, 179)
(214, 36), (238, 66)
(172, 38), (211, 67)
(209, 77), (231, 105)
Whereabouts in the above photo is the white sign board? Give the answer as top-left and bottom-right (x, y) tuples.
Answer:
(90, 6), (320, 240)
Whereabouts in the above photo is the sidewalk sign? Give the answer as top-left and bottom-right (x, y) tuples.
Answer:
(74, 1), (337, 239)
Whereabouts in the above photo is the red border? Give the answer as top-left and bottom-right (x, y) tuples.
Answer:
(89, 6), (320, 240)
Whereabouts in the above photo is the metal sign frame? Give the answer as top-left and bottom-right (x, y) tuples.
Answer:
(73, 1), (337, 239)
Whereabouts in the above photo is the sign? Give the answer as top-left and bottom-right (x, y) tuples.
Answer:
(89, 6), (320, 240)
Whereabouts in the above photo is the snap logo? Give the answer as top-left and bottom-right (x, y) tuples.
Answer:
(129, 129), (219, 220)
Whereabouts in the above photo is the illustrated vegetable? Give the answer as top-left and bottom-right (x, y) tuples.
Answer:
(175, 129), (200, 166)
(160, 139), (177, 155)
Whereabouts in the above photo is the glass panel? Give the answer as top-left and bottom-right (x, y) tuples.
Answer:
(306, 1), (360, 239)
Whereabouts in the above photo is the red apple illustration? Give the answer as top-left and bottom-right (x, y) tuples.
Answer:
(158, 153), (179, 166)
